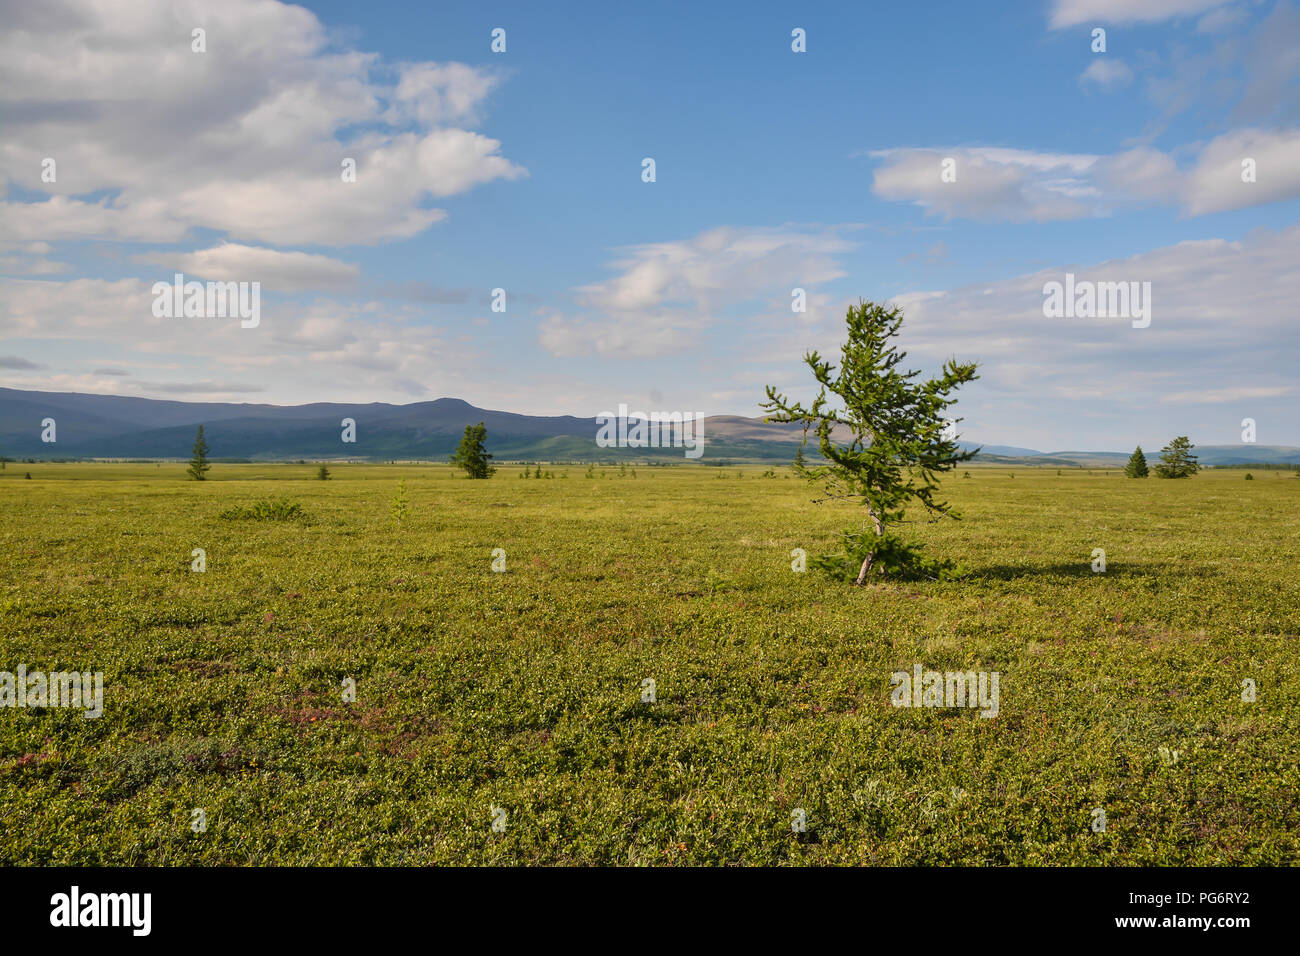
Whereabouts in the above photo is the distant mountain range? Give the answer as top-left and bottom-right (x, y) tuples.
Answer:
(2, 388), (1297, 466)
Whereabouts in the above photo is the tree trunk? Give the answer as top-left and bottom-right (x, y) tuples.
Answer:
(853, 510), (885, 586)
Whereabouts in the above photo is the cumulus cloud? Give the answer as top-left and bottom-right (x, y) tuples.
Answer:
(871, 147), (1104, 222)
(0, 276), (479, 404)
(538, 226), (856, 358)
(869, 129), (1300, 220)
(390, 62), (501, 127)
(133, 243), (359, 292)
(0, 0), (525, 247)
(731, 223), (1297, 446)
(1182, 128), (1300, 213)
(882, 225), (1300, 405)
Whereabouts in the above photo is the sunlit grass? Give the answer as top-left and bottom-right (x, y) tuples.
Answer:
(1, 463), (1296, 864)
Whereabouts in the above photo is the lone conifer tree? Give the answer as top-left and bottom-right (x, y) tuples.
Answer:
(762, 299), (978, 584)
(450, 422), (495, 478)
(1154, 436), (1198, 478)
(187, 425), (210, 481)
(1124, 446), (1149, 478)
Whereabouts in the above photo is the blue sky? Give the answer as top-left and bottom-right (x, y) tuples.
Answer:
(1, 0), (1297, 449)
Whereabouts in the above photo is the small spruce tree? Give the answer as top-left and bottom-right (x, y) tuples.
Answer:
(391, 478), (409, 524)
(1124, 446), (1149, 478)
(187, 425), (210, 481)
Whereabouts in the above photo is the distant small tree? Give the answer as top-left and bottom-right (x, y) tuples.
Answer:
(187, 425), (210, 481)
(1124, 446), (1149, 478)
(450, 422), (495, 479)
(316, 464), (331, 480)
(1154, 436), (1198, 479)
(762, 299), (978, 584)
(792, 443), (806, 471)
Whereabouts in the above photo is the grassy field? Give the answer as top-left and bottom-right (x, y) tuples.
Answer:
(1, 462), (1297, 865)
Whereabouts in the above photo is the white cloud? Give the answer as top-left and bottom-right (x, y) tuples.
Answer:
(133, 244), (359, 292)
(1079, 58), (1134, 91)
(870, 147), (1104, 222)
(730, 223), (1299, 447)
(869, 129), (1300, 220)
(881, 225), (1300, 404)
(0, 276), (479, 404)
(390, 63), (502, 127)
(538, 226), (856, 358)
(537, 311), (701, 359)
(0, 0), (525, 247)
(0, 255), (71, 276)
(1182, 128), (1300, 214)
(1050, 0), (1229, 28)
(1160, 385), (1293, 403)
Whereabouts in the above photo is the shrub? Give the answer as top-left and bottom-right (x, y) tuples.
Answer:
(218, 499), (306, 521)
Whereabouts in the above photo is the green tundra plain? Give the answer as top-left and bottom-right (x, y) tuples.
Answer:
(1, 462), (1297, 865)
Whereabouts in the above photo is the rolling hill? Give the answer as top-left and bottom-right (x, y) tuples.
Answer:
(2, 387), (1296, 466)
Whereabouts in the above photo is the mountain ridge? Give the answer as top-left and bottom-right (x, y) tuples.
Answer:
(2, 388), (1297, 466)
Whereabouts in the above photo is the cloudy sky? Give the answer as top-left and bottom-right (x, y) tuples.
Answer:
(1, 0), (1297, 449)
